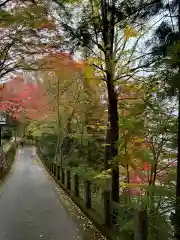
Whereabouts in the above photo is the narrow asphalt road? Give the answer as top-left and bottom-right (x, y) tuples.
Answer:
(0, 146), (81, 240)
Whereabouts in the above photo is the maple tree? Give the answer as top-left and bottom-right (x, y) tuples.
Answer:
(0, 0), (60, 81)
(0, 75), (51, 125)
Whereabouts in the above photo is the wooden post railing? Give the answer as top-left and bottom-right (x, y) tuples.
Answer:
(49, 162), (51, 171)
(74, 174), (79, 197)
(85, 180), (91, 209)
(54, 163), (57, 177)
(61, 168), (65, 185)
(104, 190), (111, 227)
(57, 166), (60, 180)
(52, 163), (54, 174)
(66, 170), (71, 190)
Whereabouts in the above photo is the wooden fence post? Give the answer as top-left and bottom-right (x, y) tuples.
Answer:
(54, 163), (57, 177)
(51, 163), (54, 174)
(135, 209), (148, 240)
(66, 170), (71, 190)
(48, 161), (50, 170)
(104, 190), (111, 227)
(85, 180), (91, 209)
(74, 174), (79, 197)
(61, 168), (65, 184)
(57, 166), (60, 180)
(52, 163), (54, 174)
(49, 161), (51, 171)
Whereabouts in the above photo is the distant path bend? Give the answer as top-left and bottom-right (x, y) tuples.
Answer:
(0, 146), (81, 240)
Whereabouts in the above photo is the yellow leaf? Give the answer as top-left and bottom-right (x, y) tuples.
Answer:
(98, 125), (106, 130)
(134, 138), (144, 143)
(124, 25), (138, 39)
(102, 143), (111, 147)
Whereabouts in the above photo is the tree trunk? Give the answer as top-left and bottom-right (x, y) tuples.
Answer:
(106, 74), (119, 202)
(101, 0), (119, 202)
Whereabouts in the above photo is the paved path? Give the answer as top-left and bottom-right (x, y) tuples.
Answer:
(0, 146), (81, 240)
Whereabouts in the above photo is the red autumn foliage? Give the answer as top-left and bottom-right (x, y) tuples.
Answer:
(0, 76), (51, 121)
(143, 162), (152, 171)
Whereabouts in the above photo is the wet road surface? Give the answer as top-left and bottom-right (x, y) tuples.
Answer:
(0, 146), (81, 240)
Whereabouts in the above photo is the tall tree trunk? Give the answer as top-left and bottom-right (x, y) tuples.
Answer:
(101, 0), (119, 202)
(106, 77), (119, 202)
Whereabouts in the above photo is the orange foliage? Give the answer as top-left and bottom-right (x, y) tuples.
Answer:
(39, 52), (80, 71)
